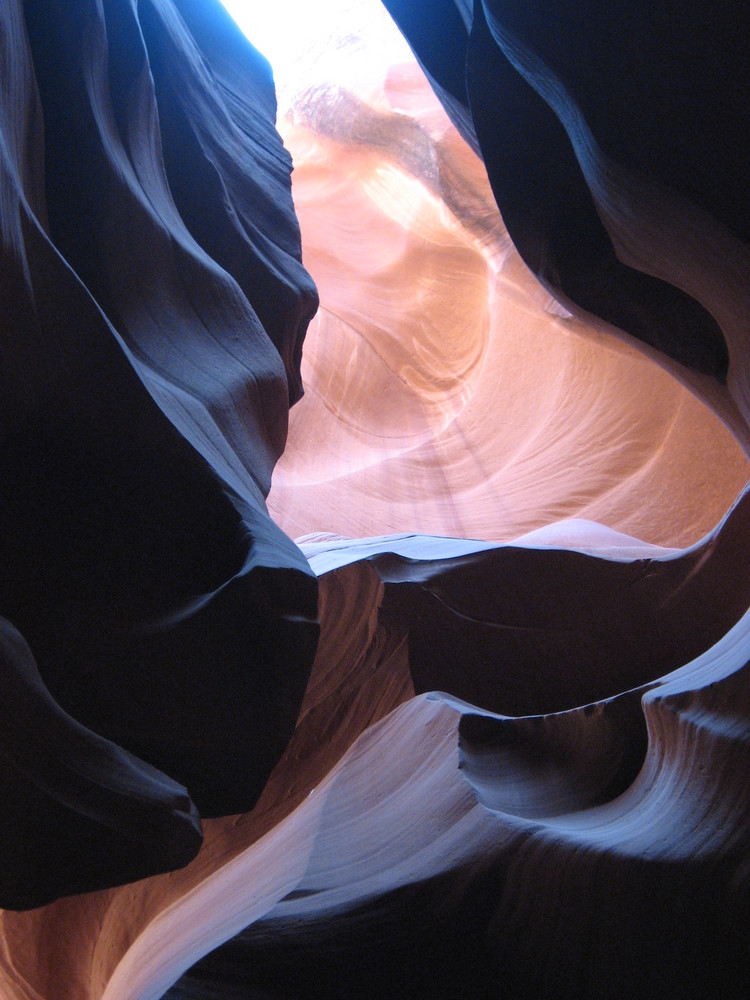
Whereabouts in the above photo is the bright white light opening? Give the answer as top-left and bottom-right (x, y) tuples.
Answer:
(219, 0), (333, 76)
(218, 0), (414, 110)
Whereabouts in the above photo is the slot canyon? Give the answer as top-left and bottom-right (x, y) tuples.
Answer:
(1, 1), (748, 997)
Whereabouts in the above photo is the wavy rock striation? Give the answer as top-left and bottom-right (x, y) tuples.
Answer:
(1, 1), (749, 999)
(0, 0), (317, 908)
(162, 492), (750, 999)
(267, 63), (747, 547)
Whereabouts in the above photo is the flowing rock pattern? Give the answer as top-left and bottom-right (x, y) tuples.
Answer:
(267, 60), (747, 546)
(1, 1), (749, 999)
(1, 0), (318, 907)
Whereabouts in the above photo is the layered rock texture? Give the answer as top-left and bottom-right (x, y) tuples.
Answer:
(0, 0), (319, 907)
(1, 1), (749, 999)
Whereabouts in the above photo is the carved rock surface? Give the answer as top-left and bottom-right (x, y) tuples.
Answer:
(1, 1), (749, 999)
(0, 0), (318, 908)
(267, 59), (747, 546)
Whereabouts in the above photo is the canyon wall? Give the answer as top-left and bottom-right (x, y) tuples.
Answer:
(1, 1), (748, 998)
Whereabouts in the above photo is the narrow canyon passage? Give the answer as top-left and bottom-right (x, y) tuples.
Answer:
(1, 2), (748, 999)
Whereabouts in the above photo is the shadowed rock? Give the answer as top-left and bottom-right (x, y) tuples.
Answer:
(1, 0), (318, 907)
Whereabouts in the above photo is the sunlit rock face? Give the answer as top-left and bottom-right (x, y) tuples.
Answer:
(1, 2), (749, 1000)
(268, 61), (747, 547)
